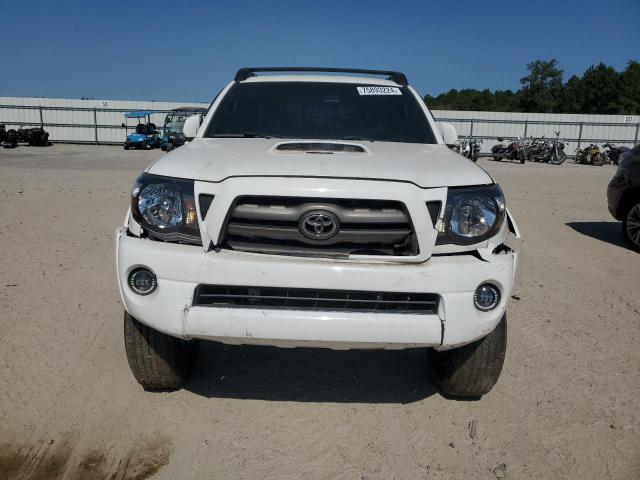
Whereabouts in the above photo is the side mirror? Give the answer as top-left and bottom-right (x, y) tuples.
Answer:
(121, 122), (126, 128)
(437, 122), (458, 147)
(183, 115), (202, 139)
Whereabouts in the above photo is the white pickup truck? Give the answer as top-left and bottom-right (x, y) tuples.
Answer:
(115, 67), (519, 397)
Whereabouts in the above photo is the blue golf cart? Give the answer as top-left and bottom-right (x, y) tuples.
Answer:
(160, 107), (207, 152)
(122, 111), (161, 150)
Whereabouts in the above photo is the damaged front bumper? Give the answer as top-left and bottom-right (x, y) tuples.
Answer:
(115, 228), (518, 350)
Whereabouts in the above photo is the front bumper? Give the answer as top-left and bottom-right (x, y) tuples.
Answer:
(116, 228), (518, 350)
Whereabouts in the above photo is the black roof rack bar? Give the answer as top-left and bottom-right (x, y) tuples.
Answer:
(234, 67), (408, 86)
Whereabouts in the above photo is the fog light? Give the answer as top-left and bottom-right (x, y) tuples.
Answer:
(474, 283), (500, 311)
(128, 267), (157, 295)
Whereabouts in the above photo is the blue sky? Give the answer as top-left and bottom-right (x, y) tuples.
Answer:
(2, 0), (639, 102)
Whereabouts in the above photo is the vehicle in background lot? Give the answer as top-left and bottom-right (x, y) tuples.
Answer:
(525, 131), (566, 164)
(160, 107), (207, 152)
(16, 126), (50, 146)
(1, 125), (49, 147)
(575, 144), (607, 166)
(455, 137), (482, 162)
(607, 144), (640, 250)
(122, 111), (161, 150)
(491, 137), (525, 164)
(0, 124), (18, 148)
(603, 143), (630, 166)
(116, 67), (520, 398)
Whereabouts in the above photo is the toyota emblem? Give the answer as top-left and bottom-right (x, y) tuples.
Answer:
(299, 210), (340, 240)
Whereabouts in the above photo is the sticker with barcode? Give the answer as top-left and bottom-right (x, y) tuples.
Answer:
(357, 86), (401, 95)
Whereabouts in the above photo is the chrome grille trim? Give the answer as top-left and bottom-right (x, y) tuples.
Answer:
(219, 196), (418, 257)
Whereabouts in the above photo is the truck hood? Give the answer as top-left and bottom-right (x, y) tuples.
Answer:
(147, 138), (493, 188)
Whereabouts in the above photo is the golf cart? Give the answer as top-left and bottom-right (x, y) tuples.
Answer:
(160, 107), (207, 152)
(122, 111), (161, 150)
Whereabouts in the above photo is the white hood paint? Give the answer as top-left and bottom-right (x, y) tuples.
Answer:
(147, 138), (493, 188)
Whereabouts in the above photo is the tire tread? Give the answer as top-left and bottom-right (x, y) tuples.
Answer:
(429, 314), (507, 397)
(123, 311), (195, 389)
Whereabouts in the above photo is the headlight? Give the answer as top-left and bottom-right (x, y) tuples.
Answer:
(131, 173), (201, 245)
(138, 183), (183, 227)
(436, 184), (506, 245)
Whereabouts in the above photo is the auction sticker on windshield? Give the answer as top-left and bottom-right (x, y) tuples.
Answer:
(357, 86), (401, 95)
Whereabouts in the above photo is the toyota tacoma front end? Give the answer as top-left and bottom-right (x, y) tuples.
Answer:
(115, 68), (519, 397)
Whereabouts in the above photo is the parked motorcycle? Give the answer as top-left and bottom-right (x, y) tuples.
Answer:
(455, 137), (483, 162)
(491, 137), (525, 164)
(16, 127), (50, 146)
(523, 136), (545, 162)
(528, 131), (566, 164)
(603, 143), (630, 166)
(0, 124), (18, 148)
(575, 144), (608, 166)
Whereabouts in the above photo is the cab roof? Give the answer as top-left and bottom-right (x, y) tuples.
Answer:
(241, 75), (402, 87)
(234, 67), (408, 86)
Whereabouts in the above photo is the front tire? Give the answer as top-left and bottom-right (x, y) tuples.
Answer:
(592, 153), (606, 166)
(428, 314), (507, 397)
(622, 200), (640, 252)
(550, 150), (566, 165)
(123, 311), (198, 389)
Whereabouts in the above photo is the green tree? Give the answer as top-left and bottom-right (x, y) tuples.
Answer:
(619, 61), (640, 114)
(579, 63), (622, 114)
(424, 59), (639, 114)
(557, 75), (583, 113)
(518, 59), (563, 112)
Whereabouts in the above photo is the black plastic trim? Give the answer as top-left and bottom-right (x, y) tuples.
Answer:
(193, 284), (438, 314)
(234, 67), (408, 86)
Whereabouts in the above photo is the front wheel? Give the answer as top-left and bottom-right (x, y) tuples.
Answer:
(428, 314), (507, 397)
(550, 150), (567, 165)
(123, 311), (199, 389)
(592, 153), (606, 166)
(622, 200), (640, 252)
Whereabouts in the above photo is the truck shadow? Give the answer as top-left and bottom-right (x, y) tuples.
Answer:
(566, 221), (628, 249)
(185, 343), (439, 404)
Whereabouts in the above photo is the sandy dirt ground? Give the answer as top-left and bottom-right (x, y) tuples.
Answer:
(0, 144), (638, 479)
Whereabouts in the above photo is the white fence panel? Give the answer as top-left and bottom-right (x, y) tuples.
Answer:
(0, 97), (637, 150)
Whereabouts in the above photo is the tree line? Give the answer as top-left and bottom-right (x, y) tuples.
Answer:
(424, 60), (640, 114)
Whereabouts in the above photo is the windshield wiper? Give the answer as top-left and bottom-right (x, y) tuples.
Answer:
(213, 132), (281, 139)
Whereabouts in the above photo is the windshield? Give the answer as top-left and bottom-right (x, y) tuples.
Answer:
(164, 112), (192, 133)
(204, 82), (437, 144)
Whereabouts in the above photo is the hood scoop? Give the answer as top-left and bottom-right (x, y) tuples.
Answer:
(276, 142), (365, 154)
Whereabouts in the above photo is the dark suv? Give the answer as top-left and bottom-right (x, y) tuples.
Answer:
(607, 144), (640, 251)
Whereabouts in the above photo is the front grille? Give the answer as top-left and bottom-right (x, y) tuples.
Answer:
(193, 285), (439, 314)
(219, 196), (418, 258)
